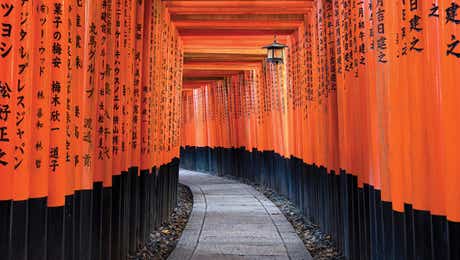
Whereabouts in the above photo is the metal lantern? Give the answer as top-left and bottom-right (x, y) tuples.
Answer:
(262, 36), (287, 64)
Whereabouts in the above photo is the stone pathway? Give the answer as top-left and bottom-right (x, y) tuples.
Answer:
(169, 169), (313, 260)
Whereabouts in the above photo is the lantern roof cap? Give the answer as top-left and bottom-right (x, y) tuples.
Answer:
(262, 39), (287, 49)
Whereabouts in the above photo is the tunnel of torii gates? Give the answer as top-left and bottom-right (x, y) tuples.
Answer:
(0, 0), (459, 259)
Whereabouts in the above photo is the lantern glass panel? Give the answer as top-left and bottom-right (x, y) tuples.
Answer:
(274, 48), (283, 59)
(267, 48), (274, 59)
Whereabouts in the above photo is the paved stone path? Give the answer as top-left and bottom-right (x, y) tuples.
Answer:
(169, 169), (313, 260)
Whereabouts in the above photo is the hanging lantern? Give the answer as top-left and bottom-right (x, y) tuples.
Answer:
(262, 36), (287, 64)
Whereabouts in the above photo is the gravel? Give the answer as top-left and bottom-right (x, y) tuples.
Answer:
(224, 175), (344, 260)
(131, 184), (193, 260)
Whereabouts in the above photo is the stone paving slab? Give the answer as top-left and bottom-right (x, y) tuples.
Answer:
(168, 169), (313, 260)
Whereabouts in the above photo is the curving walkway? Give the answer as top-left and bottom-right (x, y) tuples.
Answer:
(169, 169), (312, 260)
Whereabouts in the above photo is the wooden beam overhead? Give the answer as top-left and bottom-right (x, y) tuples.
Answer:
(178, 29), (294, 37)
(167, 7), (311, 15)
(171, 14), (305, 21)
(173, 20), (302, 30)
(185, 61), (260, 71)
(163, 1), (312, 6)
(185, 53), (266, 63)
(183, 48), (267, 55)
(181, 35), (289, 50)
(164, 0), (313, 14)
(183, 77), (227, 81)
(183, 70), (246, 78)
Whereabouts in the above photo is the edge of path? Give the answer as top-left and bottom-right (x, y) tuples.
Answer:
(168, 180), (206, 260)
(168, 170), (313, 260)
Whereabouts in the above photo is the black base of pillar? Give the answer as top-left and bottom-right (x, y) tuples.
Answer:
(47, 206), (65, 260)
(28, 197), (47, 260)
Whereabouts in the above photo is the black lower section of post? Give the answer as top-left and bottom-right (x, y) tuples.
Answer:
(449, 220), (460, 259)
(47, 206), (65, 260)
(0, 200), (11, 260)
(64, 195), (74, 260)
(128, 167), (139, 255)
(102, 187), (112, 260)
(91, 182), (103, 260)
(73, 191), (81, 260)
(79, 189), (93, 260)
(111, 175), (122, 260)
(28, 197), (47, 260)
(11, 200), (28, 260)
